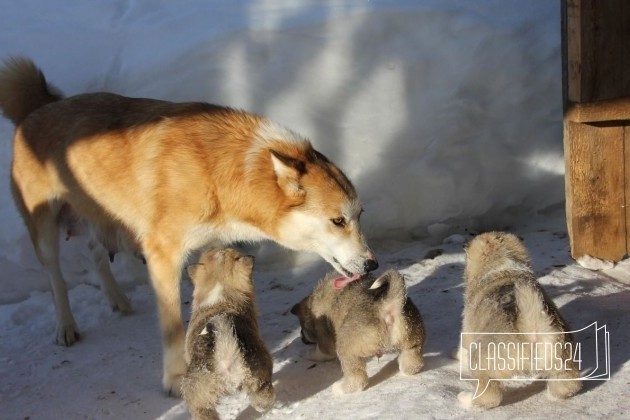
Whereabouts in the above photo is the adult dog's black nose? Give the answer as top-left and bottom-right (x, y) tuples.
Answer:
(364, 259), (379, 272)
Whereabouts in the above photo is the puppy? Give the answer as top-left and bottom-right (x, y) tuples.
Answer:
(181, 248), (275, 420)
(291, 269), (425, 394)
(458, 232), (582, 409)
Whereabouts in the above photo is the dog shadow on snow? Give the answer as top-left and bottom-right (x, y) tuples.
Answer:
(406, 260), (465, 364)
(539, 276), (630, 394)
(234, 342), (343, 420)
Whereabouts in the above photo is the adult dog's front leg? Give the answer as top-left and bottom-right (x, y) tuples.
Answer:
(144, 241), (187, 397)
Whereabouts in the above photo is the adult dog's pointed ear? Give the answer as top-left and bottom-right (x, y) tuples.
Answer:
(270, 150), (306, 199)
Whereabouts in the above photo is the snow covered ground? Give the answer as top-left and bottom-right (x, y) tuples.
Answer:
(0, 0), (629, 419)
(1, 211), (629, 419)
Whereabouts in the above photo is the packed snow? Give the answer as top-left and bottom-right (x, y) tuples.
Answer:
(0, 1), (628, 419)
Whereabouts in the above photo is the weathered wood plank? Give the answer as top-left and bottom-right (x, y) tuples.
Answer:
(564, 121), (626, 261)
(566, 97), (630, 123)
(625, 126), (630, 256)
(565, 0), (581, 103)
(574, 0), (630, 103)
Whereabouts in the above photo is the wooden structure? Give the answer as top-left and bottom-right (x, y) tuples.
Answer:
(563, 0), (630, 261)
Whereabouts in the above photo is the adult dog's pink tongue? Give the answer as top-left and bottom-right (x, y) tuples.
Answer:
(333, 273), (361, 289)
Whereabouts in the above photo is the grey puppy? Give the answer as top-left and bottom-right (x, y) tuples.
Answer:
(181, 248), (275, 420)
(291, 269), (425, 394)
(458, 232), (582, 409)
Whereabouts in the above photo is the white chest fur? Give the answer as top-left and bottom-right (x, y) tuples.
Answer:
(183, 221), (269, 252)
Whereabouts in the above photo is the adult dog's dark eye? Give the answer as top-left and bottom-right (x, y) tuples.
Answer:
(331, 217), (346, 227)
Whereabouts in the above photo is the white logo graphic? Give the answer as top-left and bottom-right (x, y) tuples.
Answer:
(459, 322), (610, 399)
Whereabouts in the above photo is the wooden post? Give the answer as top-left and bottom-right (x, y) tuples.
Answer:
(564, 121), (626, 261)
(563, 0), (630, 262)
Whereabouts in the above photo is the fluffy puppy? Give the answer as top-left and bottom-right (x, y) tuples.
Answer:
(181, 248), (275, 420)
(458, 232), (582, 409)
(291, 269), (425, 394)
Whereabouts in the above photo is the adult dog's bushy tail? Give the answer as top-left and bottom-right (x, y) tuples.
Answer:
(0, 57), (63, 126)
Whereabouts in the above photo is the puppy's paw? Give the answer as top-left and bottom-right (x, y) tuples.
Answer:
(546, 379), (582, 400)
(252, 400), (274, 412)
(398, 349), (424, 376)
(332, 380), (348, 395)
(307, 346), (335, 362)
(250, 386), (276, 412)
(332, 378), (365, 395)
(458, 391), (474, 408)
(458, 388), (501, 409)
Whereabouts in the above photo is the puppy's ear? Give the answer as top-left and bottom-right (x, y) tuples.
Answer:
(186, 263), (205, 283)
(239, 255), (255, 272)
(270, 150), (306, 199)
(369, 275), (388, 290)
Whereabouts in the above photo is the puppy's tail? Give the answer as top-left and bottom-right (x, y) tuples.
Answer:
(369, 269), (407, 317)
(515, 281), (566, 341)
(0, 57), (63, 126)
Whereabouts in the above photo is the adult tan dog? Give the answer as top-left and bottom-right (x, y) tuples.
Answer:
(0, 57), (378, 395)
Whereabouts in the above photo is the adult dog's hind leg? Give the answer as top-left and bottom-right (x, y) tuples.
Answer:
(33, 205), (80, 346)
(143, 238), (187, 396)
(87, 238), (132, 314)
(11, 130), (83, 346)
(11, 173), (79, 345)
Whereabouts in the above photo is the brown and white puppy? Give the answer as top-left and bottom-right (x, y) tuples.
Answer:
(458, 232), (582, 409)
(0, 57), (378, 394)
(182, 248), (274, 420)
(291, 269), (425, 394)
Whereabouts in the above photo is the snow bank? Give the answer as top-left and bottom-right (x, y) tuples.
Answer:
(0, 0), (561, 295)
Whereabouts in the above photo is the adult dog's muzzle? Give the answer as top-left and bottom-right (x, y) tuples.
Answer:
(364, 258), (379, 273)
